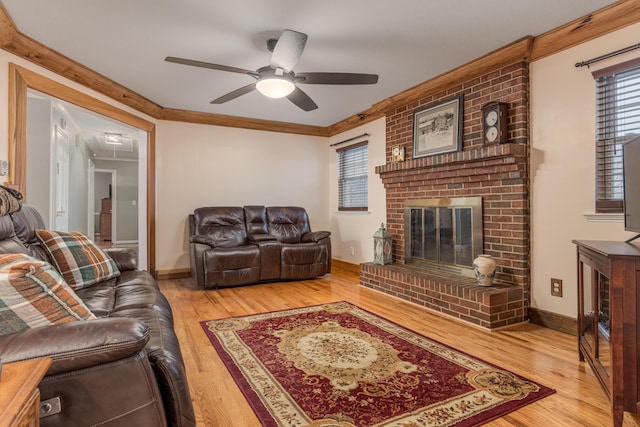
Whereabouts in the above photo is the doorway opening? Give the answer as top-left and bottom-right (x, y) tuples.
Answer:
(24, 88), (147, 269)
(9, 64), (156, 275)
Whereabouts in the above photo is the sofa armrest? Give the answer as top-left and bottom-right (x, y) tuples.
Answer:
(302, 230), (331, 243)
(249, 233), (278, 243)
(190, 234), (216, 247)
(0, 318), (150, 376)
(103, 247), (138, 271)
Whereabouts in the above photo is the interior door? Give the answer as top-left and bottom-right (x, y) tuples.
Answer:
(53, 125), (69, 231)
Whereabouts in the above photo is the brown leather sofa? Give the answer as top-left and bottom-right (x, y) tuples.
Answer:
(0, 205), (195, 427)
(189, 206), (331, 288)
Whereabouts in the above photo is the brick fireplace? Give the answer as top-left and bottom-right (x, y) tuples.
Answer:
(360, 61), (530, 330)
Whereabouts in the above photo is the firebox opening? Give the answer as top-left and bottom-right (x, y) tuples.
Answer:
(404, 197), (483, 277)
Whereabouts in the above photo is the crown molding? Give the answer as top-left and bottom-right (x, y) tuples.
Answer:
(158, 107), (329, 136)
(530, 0), (640, 62)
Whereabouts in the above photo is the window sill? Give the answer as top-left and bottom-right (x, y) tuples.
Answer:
(336, 210), (371, 215)
(583, 212), (624, 222)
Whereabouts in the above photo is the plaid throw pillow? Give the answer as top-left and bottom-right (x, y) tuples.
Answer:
(35, 230), (120, 290)
(0, 253), (96, 336)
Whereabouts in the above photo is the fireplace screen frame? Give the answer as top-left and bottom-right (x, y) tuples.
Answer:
(404, 197), (483, 273)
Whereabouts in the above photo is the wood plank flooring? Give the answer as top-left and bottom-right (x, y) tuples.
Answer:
(158, 266), (640, 427)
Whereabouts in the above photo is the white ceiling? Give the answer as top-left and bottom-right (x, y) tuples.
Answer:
(2, 0), (619, 127)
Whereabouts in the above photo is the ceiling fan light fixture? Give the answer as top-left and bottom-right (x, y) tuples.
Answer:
(256, 77), (295, 98)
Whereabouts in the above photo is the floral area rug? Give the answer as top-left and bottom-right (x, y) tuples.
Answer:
(200, 302), (554, 427)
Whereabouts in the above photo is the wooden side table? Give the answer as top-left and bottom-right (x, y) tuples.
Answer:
(0, 358), (52, 427)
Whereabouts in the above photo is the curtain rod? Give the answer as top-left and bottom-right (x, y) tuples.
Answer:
(575, 42), (640, 68)
(329, 132), (369, 147)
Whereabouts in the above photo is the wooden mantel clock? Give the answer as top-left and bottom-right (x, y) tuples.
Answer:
(481, 102), (508, 144)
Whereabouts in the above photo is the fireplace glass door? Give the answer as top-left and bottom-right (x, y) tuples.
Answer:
(408, 206), (473, 268)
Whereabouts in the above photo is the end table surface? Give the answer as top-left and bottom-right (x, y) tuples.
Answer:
(0, 358), (52, 427)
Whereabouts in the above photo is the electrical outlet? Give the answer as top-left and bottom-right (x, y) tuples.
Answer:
(349, 246), (355, 256)
(551, 278), (563, 297)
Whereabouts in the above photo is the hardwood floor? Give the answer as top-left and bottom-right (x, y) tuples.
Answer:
(159, 266), (640, 427)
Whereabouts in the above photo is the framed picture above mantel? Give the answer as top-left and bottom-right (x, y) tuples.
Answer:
(412, 95), (463, 159)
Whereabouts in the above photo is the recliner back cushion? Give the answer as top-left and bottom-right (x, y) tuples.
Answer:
(10, 204), (46, 246)
(266, 207), (311, 244)
(194, 207), (248, 247)
(0, 215), (30, 256)
(243, 205), (268, 235)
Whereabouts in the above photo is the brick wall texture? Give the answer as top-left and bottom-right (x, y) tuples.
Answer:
(363, 61), (530, 329)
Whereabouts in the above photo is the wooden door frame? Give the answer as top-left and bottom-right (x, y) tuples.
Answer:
(8, 63), (157, 276)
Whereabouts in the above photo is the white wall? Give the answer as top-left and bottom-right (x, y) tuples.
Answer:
(155, 121), (328, 270)
(328, 118), (386, 264)
(530, 22), (640, 317)
(25, 97), (51, 225)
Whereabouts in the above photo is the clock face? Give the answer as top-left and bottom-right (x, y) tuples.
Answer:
(485, 110), (498, 126)
(485, 126), (498, 142)
(392, 147), (399, 156)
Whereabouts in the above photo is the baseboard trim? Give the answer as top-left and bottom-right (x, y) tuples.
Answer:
(528, 307), (577, 336)
(332, 259), (360, 273)
(156, 268), (191, 280)
(157, 262), (359, 281)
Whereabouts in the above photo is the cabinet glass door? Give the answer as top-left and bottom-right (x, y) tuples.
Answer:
(581, 261), (595, 353)
(596, 272), (611, 383)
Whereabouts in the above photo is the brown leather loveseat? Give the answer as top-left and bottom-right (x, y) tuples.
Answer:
(189, 206), (331, 288)
(0, 205), (195, 427)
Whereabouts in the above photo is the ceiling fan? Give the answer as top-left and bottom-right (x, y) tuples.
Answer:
(165, 29), (379, 112)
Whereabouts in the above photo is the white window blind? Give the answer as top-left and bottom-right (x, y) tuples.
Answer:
(594, 58), (640, 213)
(337, 141), (368, 211)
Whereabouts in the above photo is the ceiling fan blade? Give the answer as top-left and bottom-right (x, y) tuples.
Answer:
(270, 30), (308, 73)
(165, 56), (259, 77)
(210, 83), (257, 104)
(286, 86), (318, 111)
(296, 72), (379, 85)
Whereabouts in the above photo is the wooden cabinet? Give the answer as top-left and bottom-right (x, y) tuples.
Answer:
(100, 198), (112, 241)
(573, 240), (640, 427)
(0, 358), (52, 427)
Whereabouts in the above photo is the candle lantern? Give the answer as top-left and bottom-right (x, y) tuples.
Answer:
(373, 223), (392, 265)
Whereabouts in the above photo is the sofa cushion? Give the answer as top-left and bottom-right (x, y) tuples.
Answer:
(35, 230), (120, 290)
(204, 246), (261, 288)
(280, 243), (329, 280)
(0, 253), (96, 335)
(266, 207), (312, 244)
(194, 207), (249, 247)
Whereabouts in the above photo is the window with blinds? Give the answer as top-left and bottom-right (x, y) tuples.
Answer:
(337, 141), (368, 211)
(594, 58), (640, 213)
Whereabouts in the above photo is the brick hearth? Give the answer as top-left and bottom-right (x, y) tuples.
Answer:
(361, 263), (525, 329)
(360, 61), (530, 329)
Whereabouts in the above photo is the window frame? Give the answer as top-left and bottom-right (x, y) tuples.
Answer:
(337, 141), (368, 212)
(593, 57), (640, 213)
